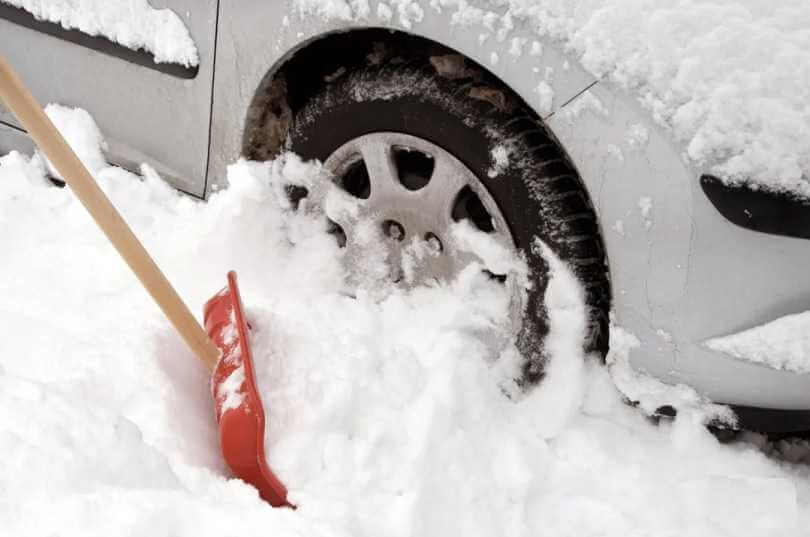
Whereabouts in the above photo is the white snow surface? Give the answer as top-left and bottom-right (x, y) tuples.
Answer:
(39, 103), (108, 178)
(534, 80), (554, 116)
(1, 108), (810, 535)
(487, 143), (511, 177)
(295, 0), (810, 197)
(3, 0), (199, 67)
(706, 311), (810, 374)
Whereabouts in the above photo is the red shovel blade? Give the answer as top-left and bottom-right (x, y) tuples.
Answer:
(203, 271), (291, 508)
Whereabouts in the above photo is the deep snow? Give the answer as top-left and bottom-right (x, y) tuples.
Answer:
(295, 0), (810, 198)
(1, 106), (809, 536)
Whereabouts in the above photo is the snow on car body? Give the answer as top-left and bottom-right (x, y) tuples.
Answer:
(1, 0), (809, 429)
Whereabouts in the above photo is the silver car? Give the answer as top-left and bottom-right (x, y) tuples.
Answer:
(2, 0), (808, 431)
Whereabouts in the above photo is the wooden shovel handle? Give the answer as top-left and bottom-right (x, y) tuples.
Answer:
(0, 56), (219, 371)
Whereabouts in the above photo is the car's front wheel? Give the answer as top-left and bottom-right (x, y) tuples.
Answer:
(284, 58), (609, 382)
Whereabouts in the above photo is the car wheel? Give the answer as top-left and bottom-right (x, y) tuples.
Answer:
(284, 58), (609, 383)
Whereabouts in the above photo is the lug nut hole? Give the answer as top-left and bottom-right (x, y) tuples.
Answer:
(327, 219), (347, 248)
(425, 232), (443, 252)
(383, 220), (405, 241)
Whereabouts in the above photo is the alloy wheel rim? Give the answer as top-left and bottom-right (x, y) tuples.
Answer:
(308, 132), (526, 341)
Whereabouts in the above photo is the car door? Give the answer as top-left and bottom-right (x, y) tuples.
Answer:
(0, 0), (218, 197)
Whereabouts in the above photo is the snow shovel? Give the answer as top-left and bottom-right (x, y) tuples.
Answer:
(0, 57), (290, 507)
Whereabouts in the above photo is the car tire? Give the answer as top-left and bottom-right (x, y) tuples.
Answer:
(285, 58), (609, 383)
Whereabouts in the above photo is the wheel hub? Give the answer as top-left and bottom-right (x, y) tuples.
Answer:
(307, 133), (523, 310)
(312, 132), (515, 287)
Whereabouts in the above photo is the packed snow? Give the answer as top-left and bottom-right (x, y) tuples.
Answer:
(534, 80), (554, 116)
(295, 0), (810, 198)
(3, 0), (199, 67)
(707, 312), (810, 374)
(1, 105), (809, 536)
(38, 103), (107, 177)
(487, 143), (511, 177)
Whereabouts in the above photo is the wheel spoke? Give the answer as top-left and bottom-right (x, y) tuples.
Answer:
(416, 152), (470, 228)
(296, 167), (333, 214)
(323, 184), (365, 230)
(449, 246), (485, 275)
(448, 221), (518, 278)
(359, 138), (402, 205)
(342, 222), (402, 291)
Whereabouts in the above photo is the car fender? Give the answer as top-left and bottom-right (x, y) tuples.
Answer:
(209, 0), (810, 409)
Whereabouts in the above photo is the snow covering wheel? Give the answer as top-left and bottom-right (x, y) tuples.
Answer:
(285, 59), (609, 383)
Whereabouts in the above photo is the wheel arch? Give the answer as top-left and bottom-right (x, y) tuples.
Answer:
(238, 28), (617, 357)
(242, 27), (592, 173)
(209, 6), (810, 412)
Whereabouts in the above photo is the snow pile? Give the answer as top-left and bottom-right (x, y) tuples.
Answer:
(295, 0), (810, 197)
(3, 0), (199, 67)
(249, 229), (589, 532)
(707, 312), (810, 374)
(534, 80), (554, 115)
(1, 108), (809, 535)
(39, 103), (108, 177)
(607, 325), (734, 422)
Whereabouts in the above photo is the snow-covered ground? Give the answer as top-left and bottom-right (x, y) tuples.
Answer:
(1, 106), (809, 536)
(2, 0), (198, 67)
(297, 0), (810, 198)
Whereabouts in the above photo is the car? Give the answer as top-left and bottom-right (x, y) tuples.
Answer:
(2, 0), (808, 432)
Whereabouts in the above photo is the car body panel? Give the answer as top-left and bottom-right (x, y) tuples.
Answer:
(3, 0), (809, 410)
(551, 83), (810, 409)
(0, 120), (34, 156)
(206, 0), (596, 193)
(0, 0), (217, 197)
